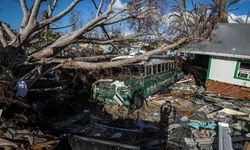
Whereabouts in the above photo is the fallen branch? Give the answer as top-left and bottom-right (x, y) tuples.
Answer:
(61, 38), (188, 70)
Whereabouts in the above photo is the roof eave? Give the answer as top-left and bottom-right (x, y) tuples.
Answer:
(182, 50), (250, 60)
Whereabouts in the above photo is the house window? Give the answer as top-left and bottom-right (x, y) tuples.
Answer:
(235, 61), (250, 80)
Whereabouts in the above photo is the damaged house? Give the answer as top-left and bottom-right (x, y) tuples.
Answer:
(183, 23), (250, 100)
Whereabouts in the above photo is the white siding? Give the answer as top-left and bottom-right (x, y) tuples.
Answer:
(208, 57), (250, 87)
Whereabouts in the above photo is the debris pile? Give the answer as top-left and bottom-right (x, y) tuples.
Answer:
(0, 118), (58, 150)
(0, 75), (249, 150)
(162, 76), (250, 149)
(90, 75), (250, 149)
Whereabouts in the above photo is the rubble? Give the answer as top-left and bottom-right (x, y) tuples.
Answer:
(0, 119), (59, 149)
(78, 75), (247, 149)
(0, 74), (249, 150)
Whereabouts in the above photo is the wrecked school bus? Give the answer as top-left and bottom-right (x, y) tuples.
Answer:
(92, 56), (184, 107)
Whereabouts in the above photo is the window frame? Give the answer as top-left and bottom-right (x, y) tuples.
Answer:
(234, 60), (250, 81)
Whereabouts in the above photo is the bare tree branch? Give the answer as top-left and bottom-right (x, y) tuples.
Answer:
(48, 0), (58, 18)
(1, 23), (16, 40)
(96, 0), (104, 18)
(0, 24), (7, 47)
(28, 0), (42, 24)
(20, 0), (30, 31)
(90, 0), (118, 51)
(20, 0), (29, 15)
(32, 0), (116, 58)
(74, 37), (134, 45)
(99, 5), (153, 26)
(75, 32), (148, 45)
(101, 15), (135, 26)
(40, 0), (80, 28)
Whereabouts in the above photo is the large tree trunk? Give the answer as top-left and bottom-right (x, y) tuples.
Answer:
(61, 38), (188, 69)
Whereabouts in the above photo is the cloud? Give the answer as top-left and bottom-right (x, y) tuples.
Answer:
(228, 13), (250, 23)
(113, 0), (127, 10)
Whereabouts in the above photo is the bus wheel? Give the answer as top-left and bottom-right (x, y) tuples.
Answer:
(131, 91), (144, 110)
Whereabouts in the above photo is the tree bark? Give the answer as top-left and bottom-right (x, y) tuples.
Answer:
(0, 25), (7, 47)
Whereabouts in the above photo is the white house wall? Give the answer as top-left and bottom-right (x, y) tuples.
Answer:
(208, 57), (250, 87)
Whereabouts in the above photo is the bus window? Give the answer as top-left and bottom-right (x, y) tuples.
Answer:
(139, 65), (145, 76)
(146, 66), (148, 75)
(163, 63), (165, 72)
(153, 65), (157, 74)
(128, 65), (144, 76)
(146, 66), (151, 76)
(158, 64), (161, 73)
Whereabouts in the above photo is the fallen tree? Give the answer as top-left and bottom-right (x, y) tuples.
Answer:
(0, 0), (165, 88)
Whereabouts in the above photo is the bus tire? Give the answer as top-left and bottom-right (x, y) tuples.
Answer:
(131, 91), (144, 110)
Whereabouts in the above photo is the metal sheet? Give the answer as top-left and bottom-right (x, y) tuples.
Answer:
(182, 23), (250, 59)
(218, 122), (233, 150)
